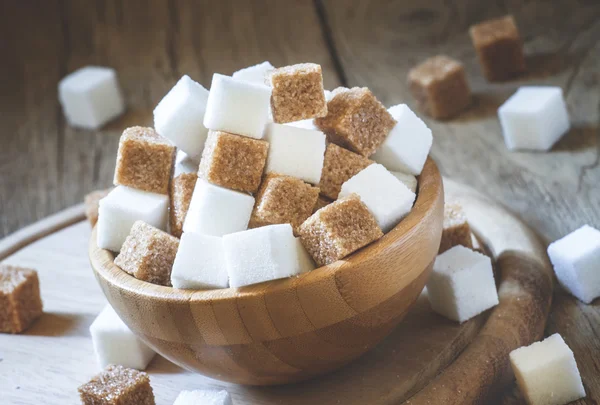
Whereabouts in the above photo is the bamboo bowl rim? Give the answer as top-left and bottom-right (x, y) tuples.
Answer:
(89, 157), (442, 306)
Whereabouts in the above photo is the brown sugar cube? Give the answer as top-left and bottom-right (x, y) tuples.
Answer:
(469, 15), (526, 82)
(84, 188), (113, 227)
(299, 194), (383, 266)
(198, 130), (269, 194)
(250, 173), (320, 233)
(319, 143), (373, 199)
(114, 221), (179, 286)
(78, 364), (155, 405)
(314, 195), (333, 213)
(268, 63), (328, 123)
(408, 55), (472, 120)
(169, 173), (196, 238)
(114, 126), (176, 194)
(0, 264), (43, 334)
(315, 87), (396, 157)
(439, 202), (473, 254)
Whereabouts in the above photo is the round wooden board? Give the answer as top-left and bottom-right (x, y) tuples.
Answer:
(0, 179), (553, 405)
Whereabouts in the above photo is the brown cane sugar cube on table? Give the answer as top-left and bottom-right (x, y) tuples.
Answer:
(268, 63), (328, 123)
(439, 202), (473, 253)
(315, 87), (396, 157)
(78, 364), (155, 405)
(114, 126), (176, 194)
(408, 55), (472, 120)
(299, 194), (383, 266)
(319, 143), (373, 199)
(115, 221), (179, 286)
(198, 130), (269, 194)
(169, 173), (196, 238)
(250, 173), (320, 233)
(0, 264), (43, 334)
(469, 15), (526, 82)
(85, 188), (113, 227)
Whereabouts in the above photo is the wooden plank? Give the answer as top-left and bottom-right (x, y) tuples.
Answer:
(322, 0), (600, 403)
(0, 0), (341, 238)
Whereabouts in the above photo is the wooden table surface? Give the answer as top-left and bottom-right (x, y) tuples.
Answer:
(1, 0), (599, 403)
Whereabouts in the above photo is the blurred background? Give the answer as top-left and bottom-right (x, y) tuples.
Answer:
(0, 0), (599, 245)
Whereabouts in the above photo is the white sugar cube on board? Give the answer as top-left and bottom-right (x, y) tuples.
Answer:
(232, 61), (275, 85)
(510, 334), (585, 405)
(498, 86), (570, 151)
(203, 73), (272, 139)
(171, 232), (228, 289)
(339, 164), (416, 232)
(264, 123), (326, 184)
(183, 179), (254, 237)
(391, 171), (418, 193)
(90, 305), (155, 370)
(97, 186), (168, 252)
(173, 390), (232, 405)
(223, 224), (315, 288)
(371, 104), (433, 175)
(547, 224), (600, 303)
(154, 75), (210, 160)
(426, 245), (498, 323)
(58, 66), (125, 130)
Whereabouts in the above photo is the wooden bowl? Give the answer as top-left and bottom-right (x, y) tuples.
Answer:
(89, 157), (444, 385)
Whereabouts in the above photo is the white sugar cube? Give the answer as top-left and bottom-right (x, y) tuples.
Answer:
(264, 123), (326, 184)
(224, 224), (315, 288)
(232, 61), (274, 85)
(58, 66), (125, 130)
(371, 104), (433, 175)
(498, 86), (570, 151)
(510, 334), (585, 405)
(97, 186), (168, 252)
(391, 171), (418, 193)
(154, 75), (210, 160)
(183, 179), (254, 237)
(547, 225), (600, 303)
(324, 89), (333, 101)
(171, 232), (228, 289)
(204, 73), (272, 139)
(90, 305), (155, 370)
(427, 245), (499, 323)
(286, 119), (318, 131)
(173, 150), (199, 176)
(173, 390), (232, 405)
(339, 164), (416, 232)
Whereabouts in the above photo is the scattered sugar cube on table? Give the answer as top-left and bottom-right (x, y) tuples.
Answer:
(224, 224), (314, 288)
(232, 60), (274, 85)
(115, 221), (180, 286)
(390, 171), (418, 193)
(319, 143), (373, 200)
(84, 188), (113, 227)
(408, 55), (471, 120)
(198, 130), (269, 193)
(204, 73), (272, 139)
(371, 104), (433, 175)
(498, 86), (570, 151)
(264, 123), (326, 184)
(340, 164), (416, 232)
(173, 389), (232, 405)
(171, 232), (228, 289)
(90, 305), (155, 370)
(439, 202), (473, 253)
(316, 87), (396, 157)
(154, 75), (210, 160)
(299, 194), (383, 266)
(113, 126), (176, 195)
(427, 245), (499, 323)
(169, 173), (196, 238)
(547, 224), (600, 304)
(97, 186), (169, 252)
(183, 180), (255, 237)
(469, 15), (526, 82)
(58, 66), (125, 130)
(0, 264), (43, 334)
(510, 334), (585, 405)
(78, 364), (155, 405)
(268, 63), (328, 123)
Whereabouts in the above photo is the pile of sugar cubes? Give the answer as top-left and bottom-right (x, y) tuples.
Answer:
(94, 60), (433, 290)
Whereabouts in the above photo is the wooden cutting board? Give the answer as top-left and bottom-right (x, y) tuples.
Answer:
(0, 179), (555, 405)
